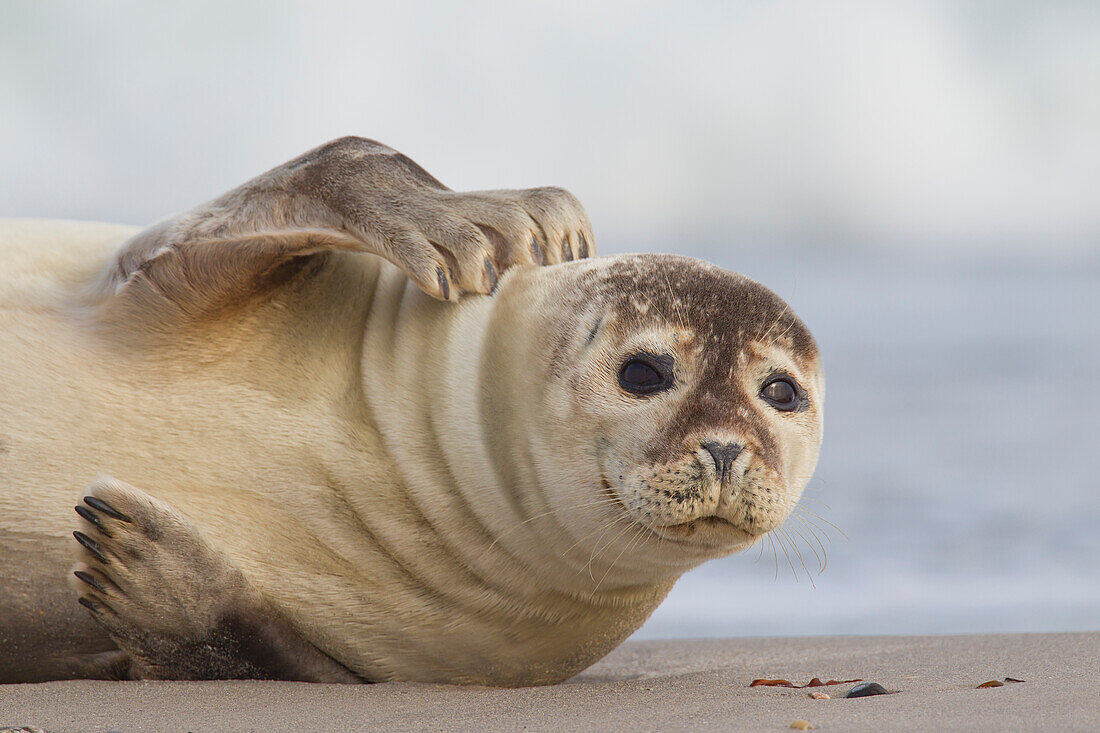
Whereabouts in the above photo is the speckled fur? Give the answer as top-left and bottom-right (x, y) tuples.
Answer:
(506, 256), (824, 554)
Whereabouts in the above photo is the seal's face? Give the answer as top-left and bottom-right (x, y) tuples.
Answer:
(533, 254), (824, 566)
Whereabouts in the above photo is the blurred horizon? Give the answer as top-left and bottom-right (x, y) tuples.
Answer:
(2, 1), (1098, 255)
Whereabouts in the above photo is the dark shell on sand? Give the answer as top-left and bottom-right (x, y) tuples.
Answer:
(846, 682), (891, 698)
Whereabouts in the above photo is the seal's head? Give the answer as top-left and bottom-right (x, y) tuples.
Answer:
(488, 253), (823, 583)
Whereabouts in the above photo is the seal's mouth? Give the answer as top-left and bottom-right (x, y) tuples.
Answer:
(600, 474), (757, 549)
(654, 515), (756, 544)
(668, 515), (738, 532)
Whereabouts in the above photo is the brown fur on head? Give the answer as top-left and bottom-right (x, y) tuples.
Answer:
(492, 254), (824, 580)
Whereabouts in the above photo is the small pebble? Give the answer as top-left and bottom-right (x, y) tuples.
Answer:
(976, 680), (1004, 688)
(846, 682), (890, 698)
(790, 721), (815, 730)
(808, 692), (830, 700)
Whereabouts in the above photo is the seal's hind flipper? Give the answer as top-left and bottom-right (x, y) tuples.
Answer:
(69, 475), (360, 682)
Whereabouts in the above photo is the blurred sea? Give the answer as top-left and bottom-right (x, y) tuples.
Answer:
(633, 245), (1100, 638)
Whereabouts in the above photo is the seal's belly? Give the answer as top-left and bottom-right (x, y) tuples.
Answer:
(0, 221), (345, 677)
(0, 221), (679, 685)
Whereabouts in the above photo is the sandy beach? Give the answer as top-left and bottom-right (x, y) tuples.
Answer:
(1, 632), (1095, 732)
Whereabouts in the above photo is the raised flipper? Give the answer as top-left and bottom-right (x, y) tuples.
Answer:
(100, 136), (594, 318)
(70, 476), (360, 682)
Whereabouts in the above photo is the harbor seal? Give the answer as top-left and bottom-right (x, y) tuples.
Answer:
(0, 137), (823, 685)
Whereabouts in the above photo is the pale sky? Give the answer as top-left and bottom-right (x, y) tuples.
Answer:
(2, 1), (1098, 253)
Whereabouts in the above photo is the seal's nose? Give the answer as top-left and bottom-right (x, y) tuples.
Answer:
(702, 441), (743, 485)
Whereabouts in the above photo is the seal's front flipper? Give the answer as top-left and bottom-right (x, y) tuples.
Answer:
(104, 136), (594, 315)
(69, 476), (360, 682)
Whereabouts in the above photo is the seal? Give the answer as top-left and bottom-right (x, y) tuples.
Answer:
(0, 137), (823, 686)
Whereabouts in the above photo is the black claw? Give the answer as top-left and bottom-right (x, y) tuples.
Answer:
(74, 570), (106, 593)
(436, 266), (450, 300)
(561, 236), (573, 261)
(530, 235), (545, 265)
(75, 505), (112, 536)
(73, 530), (109, 564)
(578, 233), (590, 258)
(484, 257), (499, 293)
(84, 496), (132, 523)
(77, 596), (100, 613)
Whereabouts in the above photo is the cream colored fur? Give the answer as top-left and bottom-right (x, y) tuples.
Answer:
(0, 218), (822, 685)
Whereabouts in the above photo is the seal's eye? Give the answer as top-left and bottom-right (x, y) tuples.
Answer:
(618, 354), (674, 396)
(760, 376), (802, 411)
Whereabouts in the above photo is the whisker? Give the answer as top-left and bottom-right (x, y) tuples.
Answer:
(775, 529), (798, 583)
(789, 519), (826, 575)
(571, 514), (629, 566)
(791, 512), (837, 546)
(782, 527), (814, 588)
(793, 516), (829, 573)
(770, 533), (779, 581)
(583, 514), (637, 572)
(661, 271), (688, 332)
(792, 506), (849, 540)
(774, 313), (799, 342)
(486, 497), (625, 554)
(584, 519), (639, 582)
(593, 524), (647, 592)
(796, 494), (834, 511)
(760, 296), (792, 343)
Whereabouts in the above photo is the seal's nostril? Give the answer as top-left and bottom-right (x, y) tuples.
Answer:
(702, 441), (744, 484)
